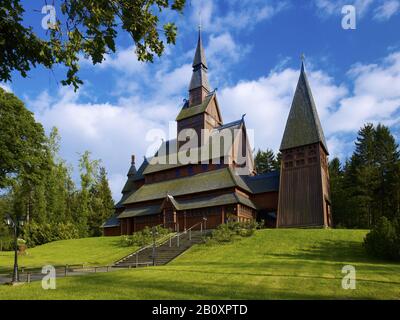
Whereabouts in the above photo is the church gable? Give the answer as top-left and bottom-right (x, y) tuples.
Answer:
(204, 94), (222, 128)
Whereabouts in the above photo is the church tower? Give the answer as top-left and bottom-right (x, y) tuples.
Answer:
(277, 62), (332, 228)
(176, 29), (222, 150)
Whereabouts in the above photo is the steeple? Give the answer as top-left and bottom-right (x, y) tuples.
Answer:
(189, 28), (210, 106)
(280, 61), (328, 154)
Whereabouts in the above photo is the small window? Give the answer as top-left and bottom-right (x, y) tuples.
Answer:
(202, 164), (208, 171)
(188, 166), (193, 176)
(285, 161), (294, 168)
(175, 168), (180, 177)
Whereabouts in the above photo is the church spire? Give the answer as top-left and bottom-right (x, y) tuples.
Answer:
(189, 28), (210, 106)
(280, 60), (329, 154)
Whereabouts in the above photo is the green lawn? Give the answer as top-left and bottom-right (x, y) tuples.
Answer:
(1, 229), (399, 299)
(0, 236), (136, 273)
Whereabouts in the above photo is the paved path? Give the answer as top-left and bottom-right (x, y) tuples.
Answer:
(0, 266), (130, 285)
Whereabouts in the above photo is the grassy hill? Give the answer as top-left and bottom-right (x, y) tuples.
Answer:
(0, 236), (136, 273)
(1, 229), (399, 299)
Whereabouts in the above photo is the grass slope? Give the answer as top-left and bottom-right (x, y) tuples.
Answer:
(0, 237), (136, 273)
(1, 229), (399, 299)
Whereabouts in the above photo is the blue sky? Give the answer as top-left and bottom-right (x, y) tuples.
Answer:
(2, 0), (400, 200)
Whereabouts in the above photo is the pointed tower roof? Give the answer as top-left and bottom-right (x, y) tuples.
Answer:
(189, 28), (210, 92)
(280, 62), (329, 154)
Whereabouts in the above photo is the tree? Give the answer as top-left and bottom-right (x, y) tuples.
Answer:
(255, 149), (278, 174)
(374, 124), (400, 220)
(329, 158), (347, 227)
(77, 151), (99, 237)
(0, 88), (49, 190)
(89, 167), (115, 236)
(1, 0), (186, 90)
(334, 123), (400, 229)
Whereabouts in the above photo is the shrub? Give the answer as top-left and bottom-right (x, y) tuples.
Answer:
(207, 220), (259, 244)
(119, 226), (170, 247)
(364, 217), (400, 261)
(23, 222), (80, 247)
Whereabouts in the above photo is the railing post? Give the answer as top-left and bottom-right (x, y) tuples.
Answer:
(136, 252), (138, 268)
(189, 229), (192, 241)
(169, 236), (172, 247)
(27, 272), (31, 283)
(177, 233), (180, 247)
(65, 265), (68, 277)
(200, 222), (203, 235)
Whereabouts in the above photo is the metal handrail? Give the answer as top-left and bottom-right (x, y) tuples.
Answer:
(116, 230), (176, 264)
(168, 221), (205, 248)
(115, 221), (206, 265)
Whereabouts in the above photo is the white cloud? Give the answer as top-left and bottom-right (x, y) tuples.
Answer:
(189, 0), (288, 33)
(314, 0), (375, 17)
(98, 46), (146, 75)
(219, 66), (347, 153)
(29, 86), (178, 200)
(374, 0), (400, 20)
(219, 51), (400, 156)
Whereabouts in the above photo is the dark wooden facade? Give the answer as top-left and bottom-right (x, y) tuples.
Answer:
(277, 143), (331, 227)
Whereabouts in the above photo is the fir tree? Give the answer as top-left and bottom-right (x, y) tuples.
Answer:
(255, 149), (278, 174)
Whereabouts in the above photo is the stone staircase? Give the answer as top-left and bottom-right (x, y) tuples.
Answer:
(114, 228), (211, 268)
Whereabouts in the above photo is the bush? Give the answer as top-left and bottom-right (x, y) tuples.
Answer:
(364, 217), (400, 261)
(0, 237), (13, 251)
(23, 221), (80, 247)
(119, 226), (170, 247)
(207, 220), (259, 244)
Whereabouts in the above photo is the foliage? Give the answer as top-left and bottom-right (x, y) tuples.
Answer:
(89, 167), (115, 237)
(254, 149), (279, 174)
(364, 217), (400, 261)
(0, 90), (115, 247)
(119, 226), (170, 247)
(0, 88), (49, 189)
(23, 221), (80, 247)
(207, 220), (259, 244)
(1, 0), (186, 90)
(330, 123), (400, 229)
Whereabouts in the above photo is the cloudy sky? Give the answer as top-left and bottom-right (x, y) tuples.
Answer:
(2, 0), (400, 200)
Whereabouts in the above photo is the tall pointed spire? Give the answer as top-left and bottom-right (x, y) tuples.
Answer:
(280, 60), (329, 154)
(189, 28), (210, 106)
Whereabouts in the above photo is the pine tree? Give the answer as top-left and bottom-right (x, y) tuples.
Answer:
(374, 124), (400, 221)
(89, 167), (115, 236)
(329, 158), (347, 227)
(255, 149), (278, 174)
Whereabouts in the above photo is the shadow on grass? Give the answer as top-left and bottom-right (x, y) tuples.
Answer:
(41, 270), (379, 300)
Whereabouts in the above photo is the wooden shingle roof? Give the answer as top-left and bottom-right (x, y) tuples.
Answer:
(176, 92), (214, 121)
(123, 168), (251, 206)
(280, 63), (328, 154)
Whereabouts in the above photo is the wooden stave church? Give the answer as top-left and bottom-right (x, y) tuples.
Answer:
(102, 31), (332, 236)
